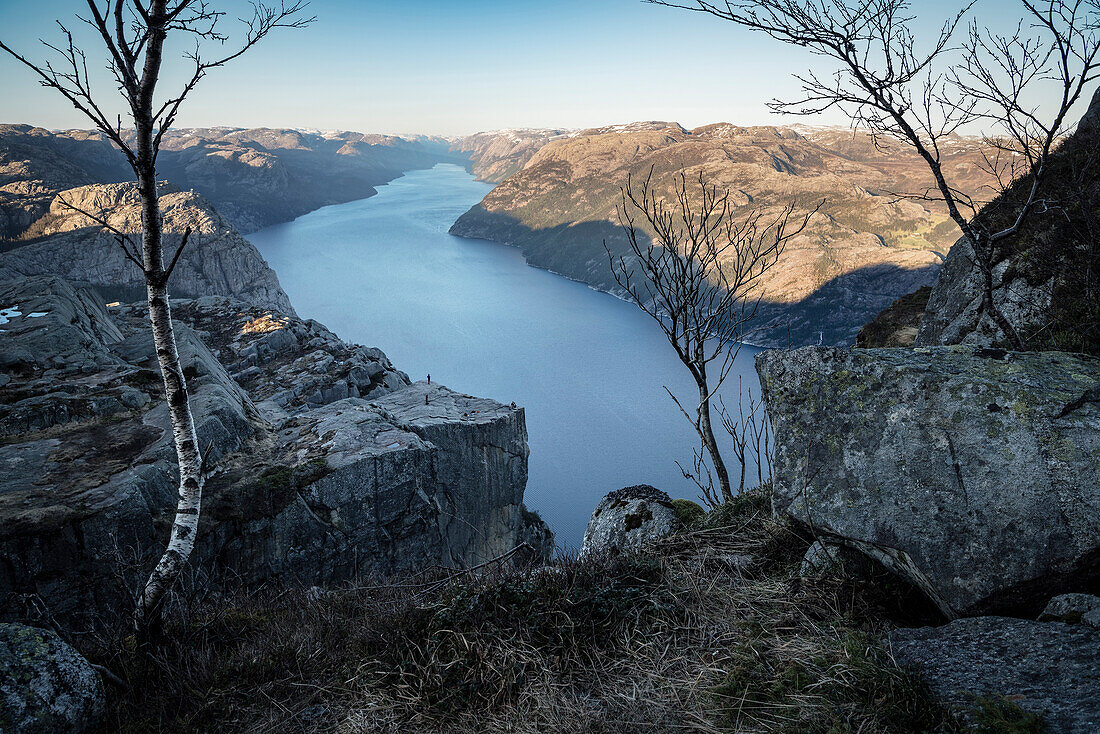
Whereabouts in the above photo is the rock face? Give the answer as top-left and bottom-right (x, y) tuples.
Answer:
(0, 276), (550, 626)
(913, 233), (1054, 347)
(450, 128), (572, 183)
(0, 182), (294, 314)
(915, 90), (1100, 352)
(449, 121), (1001, 347)
(580, 485), (681, 559)
(891, 617), (1100, 733)
(1040, 593), (1100, 628)
(0, 125), (129, 239)
(0, 623), (105, 734)
(757, 345), (1100, 618)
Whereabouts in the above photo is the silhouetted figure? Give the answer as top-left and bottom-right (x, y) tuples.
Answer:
(427, 373), (431, 383)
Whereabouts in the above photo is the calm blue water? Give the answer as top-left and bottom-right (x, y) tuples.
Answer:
(248, 164), (762, 549)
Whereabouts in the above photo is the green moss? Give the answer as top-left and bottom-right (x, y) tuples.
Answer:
(670, 498), (706, 526)
(966, 695), (1045, 733)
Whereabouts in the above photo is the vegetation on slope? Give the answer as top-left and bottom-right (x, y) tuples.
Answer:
(73, 485), (1038, 734)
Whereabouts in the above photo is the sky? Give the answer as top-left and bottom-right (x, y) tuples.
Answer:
(0, 0), (1083, 136)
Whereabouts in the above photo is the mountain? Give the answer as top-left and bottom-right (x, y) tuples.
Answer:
(451, 128), (573, 183)
(449, 122), (998, 346)
(0, 124), (465, 237)
(153, 127), (465, 232)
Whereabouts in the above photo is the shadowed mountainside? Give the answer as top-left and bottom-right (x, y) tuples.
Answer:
(450, 122), (998, 346)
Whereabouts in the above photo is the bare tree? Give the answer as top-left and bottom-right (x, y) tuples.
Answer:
(654, 0), (1100, 349)
(0, 0), (313, 632)
(609, 170), (813, 505)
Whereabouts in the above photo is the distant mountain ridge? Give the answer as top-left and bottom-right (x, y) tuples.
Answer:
(0, 124), (466, 238)
(449, 121), (999, 346)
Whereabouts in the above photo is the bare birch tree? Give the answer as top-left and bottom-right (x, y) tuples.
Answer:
(0, 0), (313, 632)
(609, 170), (813, 505)
(654, 0), (1100, 349)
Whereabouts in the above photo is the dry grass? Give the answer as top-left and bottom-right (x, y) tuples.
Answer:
(82, 487), (964, 733)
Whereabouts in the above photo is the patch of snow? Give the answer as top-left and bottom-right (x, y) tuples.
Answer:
(0, 307), (23, 325)
(28, 312), (49, 318)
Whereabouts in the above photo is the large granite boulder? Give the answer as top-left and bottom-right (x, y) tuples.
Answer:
(913, 234), (1054, 348)
(0, 276), (548, 626)
(891, 617), (1100, 733)
(0, 623), (104, 733)
(580, 485), (681, 559)
(757, 345), (1100, 617)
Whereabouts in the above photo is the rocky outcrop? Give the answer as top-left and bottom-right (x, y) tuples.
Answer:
(0, 623), (105, 734)
(757, 345), (1100, 618)
(0, 125), (129, 239)
(0, 276), (549, 627)
(580, 485), (681, 559)
(1040, 593), (1100, 628)
(913, 233), (1054, 347)
(0, 183), (294, 314)
(450, 121), (999, 347)
(915, 90), (1100, 352)
(891, 617), (1100, 733)
(855, 286), (931, 347)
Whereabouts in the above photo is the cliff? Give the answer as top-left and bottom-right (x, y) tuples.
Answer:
(0, 276), (548, 626)
(0, 182), (295, 314)
(449, 122), (999, 347)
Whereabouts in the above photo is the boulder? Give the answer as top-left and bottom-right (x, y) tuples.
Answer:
(890, 617), (1100, 733)
(1040, 593), (1100, 628)
(799, 541), (844, 577)
(580, 485), (680, 559)
(0, 623), (104, 733)
(913, 234), (1053, 348)
(757, 346), (1100, 617)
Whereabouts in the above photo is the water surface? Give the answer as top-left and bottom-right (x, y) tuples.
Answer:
(249, 164), (762, 548)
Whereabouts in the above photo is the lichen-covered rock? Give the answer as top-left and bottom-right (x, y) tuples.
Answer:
(757, 345), (1100, 617)
(0, 623), (104, 734)
(580, 485), (680, 559)
(891, 617), (1100, 733)
(913, 234), (1053, 348)
(1040, 594), (1100, 628)
(800, 541), (844, 577)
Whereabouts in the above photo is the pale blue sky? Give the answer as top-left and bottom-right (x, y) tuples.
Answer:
(0, 0), (1083, 136)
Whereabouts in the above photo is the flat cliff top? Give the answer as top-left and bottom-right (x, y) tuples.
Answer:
(374, 380), (522, 428)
